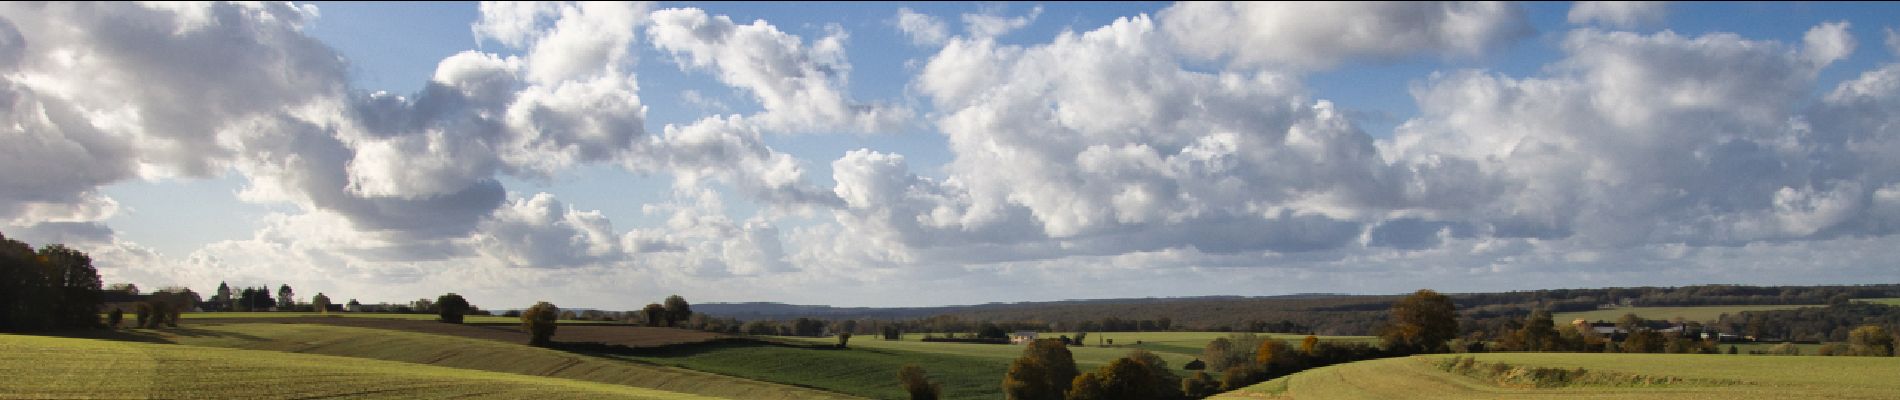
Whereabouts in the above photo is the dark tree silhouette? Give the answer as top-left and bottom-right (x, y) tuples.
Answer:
(664, 295), (692, 327)
(437, 293), (471, 323)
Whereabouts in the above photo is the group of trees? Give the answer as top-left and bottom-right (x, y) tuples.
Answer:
(0, 233), (103, 331)
(1475, 306), (1900, 357)
(984, 289), (1455, 400)
(1711, 303), (1900, 342)
(1482, 310), (1722, 354)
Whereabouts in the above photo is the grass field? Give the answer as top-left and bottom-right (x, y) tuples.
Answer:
(610, 340), (1006, 400)
(171, 311), (619, 324)
(724, 331), (1377, 399)
(1214, 352), (1900, 399)
(0, 333), (721, 399)
(1851, 298), (1900, 306)
(115, 322), (860, 400)
(1553, 305), (1817, 324)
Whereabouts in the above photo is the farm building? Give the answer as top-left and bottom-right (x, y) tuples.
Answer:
(1009, 331), (1038, 344)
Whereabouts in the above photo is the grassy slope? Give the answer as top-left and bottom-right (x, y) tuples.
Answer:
(726, 332), (1370, 400)
(1216, 353), (1900, 400)
(127, 323), (861, 400)
(0, 333), (718, 400)
(608, 341), (1008, 400)
(1553, 305), (1815, 323)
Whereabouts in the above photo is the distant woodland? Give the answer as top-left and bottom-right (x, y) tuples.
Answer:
(701, 284), (1900, 337)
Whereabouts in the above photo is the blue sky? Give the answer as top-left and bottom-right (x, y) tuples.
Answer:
(9, 2), (1900, 308)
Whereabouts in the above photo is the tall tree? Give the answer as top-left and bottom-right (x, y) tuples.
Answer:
(1518, 309), (1557, 352)
(522, 301), (560, 345)
(276, 284), (294, 310)
(1003, 338), (1080, 400)
(436, 293), (471, 323)
(1380, 289), (1458, 354)
(311, 293), (332, 314)
(38, 245), (102, 329)
(663, 295), (692, 327)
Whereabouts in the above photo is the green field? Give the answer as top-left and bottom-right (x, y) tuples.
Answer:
(1215, 353), (1900, 399)
(118, 322), (859, 400)
(610, 340), (1005, 400)
(1851, 298), (1900, 306)
(0, 333), (720, 399)
(1553, 305), (1817, 324)
(170, 311), (618, 324)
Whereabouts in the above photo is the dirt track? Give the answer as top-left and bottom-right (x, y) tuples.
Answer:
(195, 317), (724, 348)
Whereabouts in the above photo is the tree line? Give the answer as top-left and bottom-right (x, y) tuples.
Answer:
(1468, 304), (1898, 357)
(0, 233), (103, 331)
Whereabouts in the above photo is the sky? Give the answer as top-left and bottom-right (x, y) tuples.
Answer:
(6, 1), (1900, 309)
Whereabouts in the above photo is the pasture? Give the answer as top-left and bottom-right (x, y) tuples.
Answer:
(174, 311), (619, 324)
(1215, 352), (1900, 399)
(1553, 305), (1816, 324)
(115, 322), (859, 400)
(0, 333), (721, 400)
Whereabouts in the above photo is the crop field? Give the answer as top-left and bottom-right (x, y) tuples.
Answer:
(1553, 305), (1817, 324)
(156, 317), (723, 347)
(0, 333), (721, 400)
(1214, 352), (1900, 399)
(116, 323), (860, 400)
(173, 311), (619, 324)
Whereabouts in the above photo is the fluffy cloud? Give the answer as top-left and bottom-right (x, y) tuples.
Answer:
(9, 2), (1900, 308)
(475, 193), (621, 268)
(1567, 1), (1666, 29)
(962, 5), (1042, 39)
(895, 8), (948, 46)
(0, 2), (341, 222)
(856, 14), (1404, 266)
(1159, 1), (1532, 70)
(647, 8), (909, 133)
(1386, 24), (1891, 247)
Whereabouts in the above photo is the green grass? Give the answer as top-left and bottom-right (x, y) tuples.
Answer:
(1215, 352), (1900, 399)
(608, 341), (1007, 400)
(704, 332), (1373, 400)
(1553, 305), (1817, 324)
(0, 333), (720, 399)
(1851, 298), (1900, 306)
(170, 311), (618, 324)
(117, 322), (861, 400)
